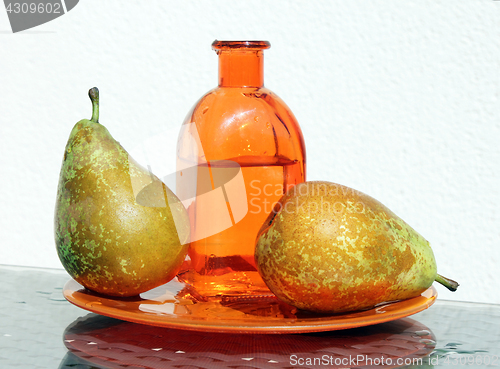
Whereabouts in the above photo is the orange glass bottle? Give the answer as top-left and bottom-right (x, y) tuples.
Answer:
(176, 40), (306, 297)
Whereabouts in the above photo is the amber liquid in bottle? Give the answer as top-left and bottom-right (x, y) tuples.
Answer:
(176, 41), (306, 297)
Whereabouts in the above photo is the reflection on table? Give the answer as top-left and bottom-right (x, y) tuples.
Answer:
(61, 313), (435, 368)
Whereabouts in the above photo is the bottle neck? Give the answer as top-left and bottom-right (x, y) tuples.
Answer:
(217, 49), (265, 88)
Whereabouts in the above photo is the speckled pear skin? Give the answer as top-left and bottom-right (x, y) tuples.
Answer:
(55, 90), (189, 297)
(255, 181), (437, 313)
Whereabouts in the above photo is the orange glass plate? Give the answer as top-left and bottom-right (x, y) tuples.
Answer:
(63, 278), (437, 334)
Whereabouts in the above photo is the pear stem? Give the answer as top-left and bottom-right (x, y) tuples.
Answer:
(88, 87), (99, 123)
(435, 274), (459, 292)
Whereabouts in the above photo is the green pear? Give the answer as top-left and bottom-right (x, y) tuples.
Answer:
(255, 181), (458, 313)
(55, 88), (190, 297)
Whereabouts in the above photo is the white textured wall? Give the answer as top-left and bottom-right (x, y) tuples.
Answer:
(1, 1), (499, 304)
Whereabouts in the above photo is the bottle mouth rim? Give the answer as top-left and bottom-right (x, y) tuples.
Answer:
(212, 40), (271, 50)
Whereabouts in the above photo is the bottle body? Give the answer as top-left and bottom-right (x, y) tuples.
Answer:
(176, 42), (306, 297)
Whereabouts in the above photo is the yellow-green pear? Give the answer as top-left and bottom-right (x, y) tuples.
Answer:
(55, 88), (190, 297)
(255, 181), (458, 313)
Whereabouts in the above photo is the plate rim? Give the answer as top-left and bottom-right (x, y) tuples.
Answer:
(63, 278), (437, 334)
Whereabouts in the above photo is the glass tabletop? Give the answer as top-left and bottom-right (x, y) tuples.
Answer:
(1, 265), (499, 368)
